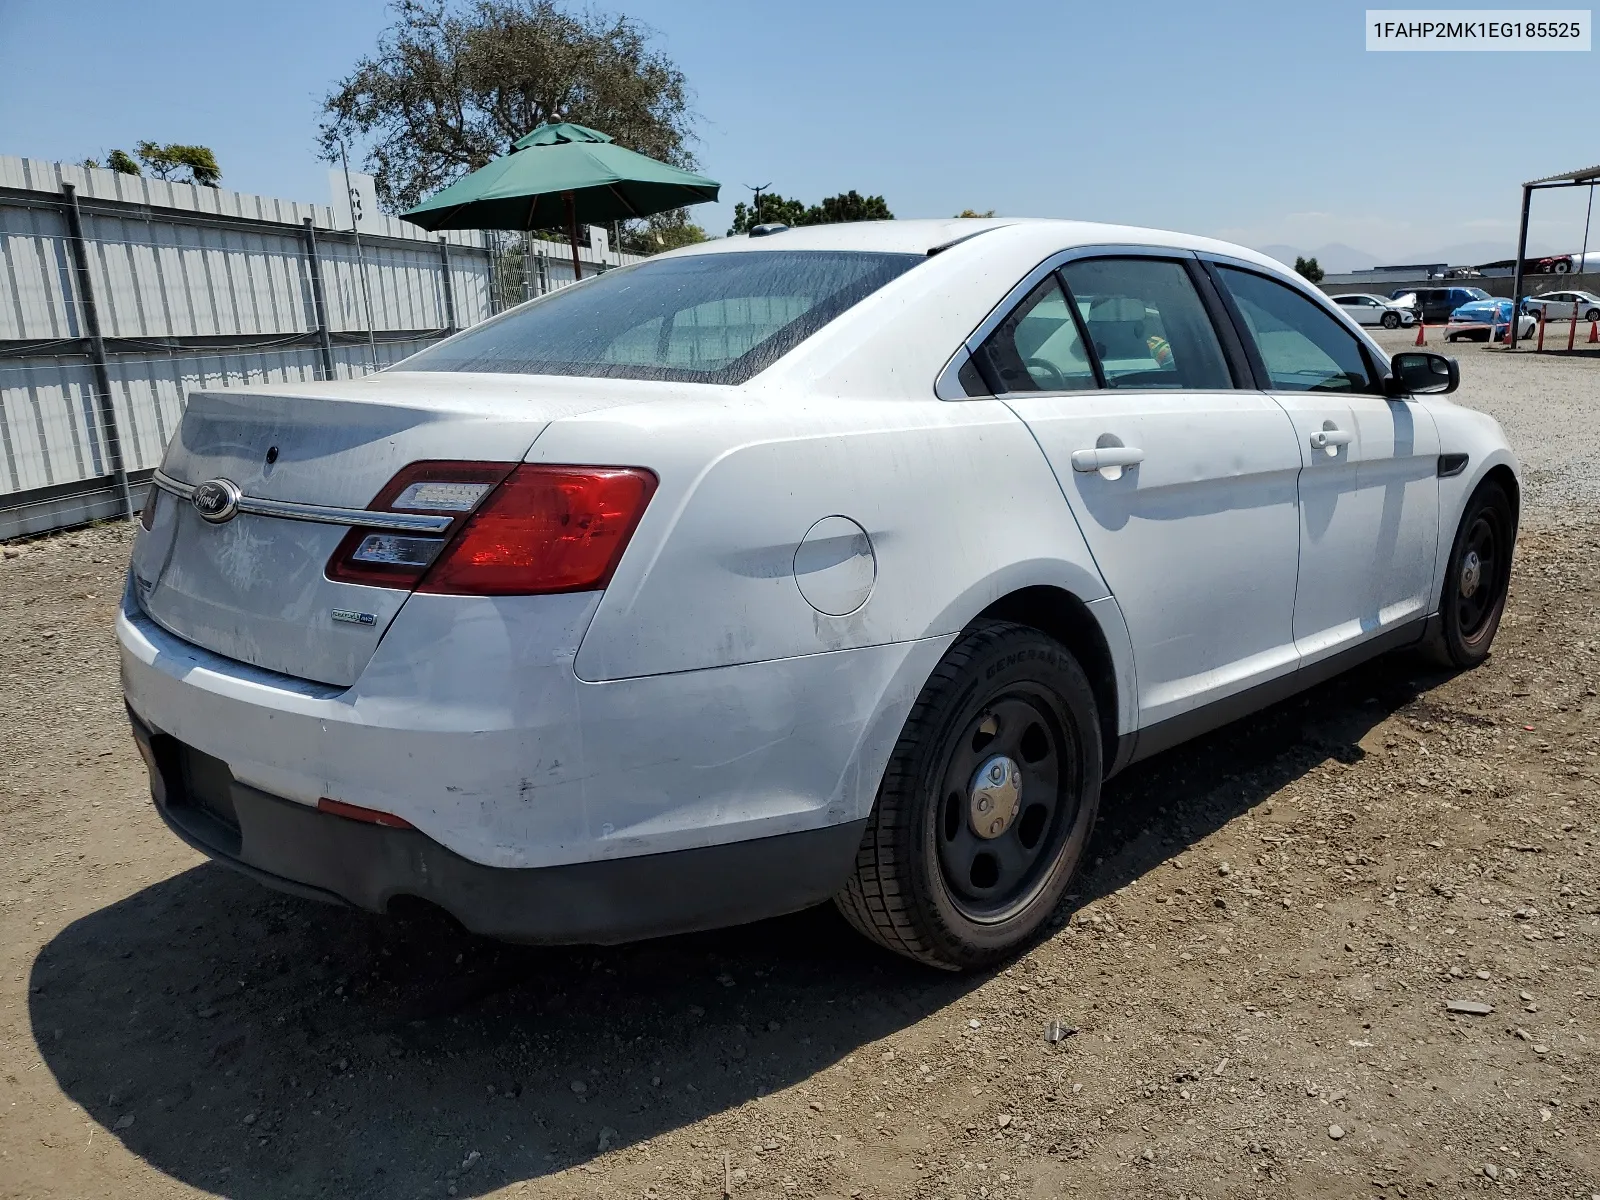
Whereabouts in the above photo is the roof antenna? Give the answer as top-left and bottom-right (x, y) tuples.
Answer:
(746, 181), (771, 222)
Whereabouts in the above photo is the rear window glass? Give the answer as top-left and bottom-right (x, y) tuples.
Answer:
(404, 250), (922, 384)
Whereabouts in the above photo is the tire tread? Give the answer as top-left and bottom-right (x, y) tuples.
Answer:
(834, 620), (1098, 970)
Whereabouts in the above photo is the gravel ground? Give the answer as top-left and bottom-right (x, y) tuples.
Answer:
(1, 347), (1597, 1199)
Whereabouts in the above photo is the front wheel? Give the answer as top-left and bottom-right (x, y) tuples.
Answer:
(1382, 312), (1401, 329)
(1423, 481), (1514, 668)
(835, 621), (1102, 970)
(1585, 308), (1600, 322)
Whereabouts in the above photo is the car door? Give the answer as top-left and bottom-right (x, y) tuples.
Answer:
(974, 251), (1304, 729)
(1337, 297), (1372, 326)
(1207, 262), (1441, 665)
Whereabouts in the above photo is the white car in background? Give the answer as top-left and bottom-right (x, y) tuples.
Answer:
(1331, 292), (1416, 329)
(1522, 290), (1600, 322)
(120, 219), (1519, 970)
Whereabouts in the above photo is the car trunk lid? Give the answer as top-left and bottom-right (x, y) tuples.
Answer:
(130, 372), (655, 687)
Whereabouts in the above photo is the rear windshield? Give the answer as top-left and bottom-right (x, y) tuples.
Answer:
(404, 249), (922, 384)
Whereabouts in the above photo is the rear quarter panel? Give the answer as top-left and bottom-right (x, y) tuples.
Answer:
(530, 395), (1112, 683)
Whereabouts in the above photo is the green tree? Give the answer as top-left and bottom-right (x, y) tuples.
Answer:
(107, 149), (141, 176)
(727, 190), (894, 235)
(320, 0), (695, 214)
(135, 141), (221, 186)
(619, 207), (707, 253)
(810, 190), (892, 224)
(956, 208), (995, 218)
(727, 192), (809, 235)
(1294, 255), (1325, 284)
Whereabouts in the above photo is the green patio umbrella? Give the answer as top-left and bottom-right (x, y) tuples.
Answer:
(400, 121), (719, 282)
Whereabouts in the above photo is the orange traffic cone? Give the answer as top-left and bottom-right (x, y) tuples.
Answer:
(1590, 319), (1599, 344)
(1414, 321), (1427, 346)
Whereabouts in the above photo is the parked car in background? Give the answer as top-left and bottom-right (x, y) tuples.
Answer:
(118, 218), (1519, 970)
(1446, 297), (1538, 342)
(1405, 286), (1493, 325)
(1522, 290), (1600, 322)
(1332, 293), (1416, 329)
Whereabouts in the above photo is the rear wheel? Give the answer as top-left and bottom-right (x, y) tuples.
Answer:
(1423, 481), (1514, 669)
(835, 621), (1101, 970)
(1382, 311), (1401, 329)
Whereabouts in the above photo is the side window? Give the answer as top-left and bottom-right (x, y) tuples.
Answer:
(1334, 296), (1357, 306)
(1216, 266), (1376, 394)
(973, 276), (1097, 393)
(1060, 258), (1233, 390)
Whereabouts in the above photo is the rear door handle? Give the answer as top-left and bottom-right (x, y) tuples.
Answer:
(1308, 428), (1354, 450)
(1070, 446), (1146, 473)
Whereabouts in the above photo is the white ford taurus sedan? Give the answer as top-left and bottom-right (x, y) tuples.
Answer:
(119, 218), (1519, 970)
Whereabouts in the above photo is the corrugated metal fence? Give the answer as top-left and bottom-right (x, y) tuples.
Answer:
(0, 156), (632, 538)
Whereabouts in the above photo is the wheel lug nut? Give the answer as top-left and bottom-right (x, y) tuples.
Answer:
(977, 797), (991, 812)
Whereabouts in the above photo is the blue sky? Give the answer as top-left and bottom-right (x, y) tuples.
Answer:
(2, 0), (1596, 265)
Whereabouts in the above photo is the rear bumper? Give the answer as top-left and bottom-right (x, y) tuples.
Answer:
(129, 710), (867, 944)
(119, 580), (947, 873)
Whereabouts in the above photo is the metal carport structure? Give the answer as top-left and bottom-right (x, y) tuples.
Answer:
(1509, 164), (1600, 347)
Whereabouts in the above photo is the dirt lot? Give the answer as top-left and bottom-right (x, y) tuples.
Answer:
(2, 355), (1598, 1198)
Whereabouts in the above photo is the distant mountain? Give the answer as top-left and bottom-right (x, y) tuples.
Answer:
(1256, 244), (1304, 268)
(1405, 240), (1557, 266)
(1253, 242), (1379, 273)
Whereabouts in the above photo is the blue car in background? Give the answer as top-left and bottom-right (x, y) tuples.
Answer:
(1446, 297), (1537, 343)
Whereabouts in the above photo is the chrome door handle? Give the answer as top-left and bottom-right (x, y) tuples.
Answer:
(1070, 446), (1146, 473)
(1308, 428), (1354, 450)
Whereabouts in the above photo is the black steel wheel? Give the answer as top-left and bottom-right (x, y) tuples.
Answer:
(933, 693), (1077, 922)
(1423, 480), (1515, 668)
(835, 621), (1101, 970)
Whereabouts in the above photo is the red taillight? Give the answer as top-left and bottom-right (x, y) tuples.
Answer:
(418, 466), (657, 596)
(324, 462), (656, 596)
(326, 461), (517, 589)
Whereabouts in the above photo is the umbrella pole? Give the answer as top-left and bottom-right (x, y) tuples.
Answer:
(565, 191), (583, 284)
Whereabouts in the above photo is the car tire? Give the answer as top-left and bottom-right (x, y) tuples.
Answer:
(1382, 312), (1400, 329)
(1586, 308), (1600, 323)
(835, 620), (1102, 971)
(1421, 480), (1515, 670)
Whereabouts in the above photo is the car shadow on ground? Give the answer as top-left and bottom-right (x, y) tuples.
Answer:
(29, 653), (1443, 1199)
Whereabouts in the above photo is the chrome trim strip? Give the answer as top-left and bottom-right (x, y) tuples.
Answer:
(1191, 248), (1396, 371)
(151, 470), (194, 500)
(934, 347), (976, 400)
(151, 469), (455, 534)
(961, 242), (1199, 356)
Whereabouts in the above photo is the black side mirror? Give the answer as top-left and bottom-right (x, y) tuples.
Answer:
(1387, 351), (1459, 396)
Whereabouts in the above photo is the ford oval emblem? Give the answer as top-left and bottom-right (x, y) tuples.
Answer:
(191, 478), (242, 524)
